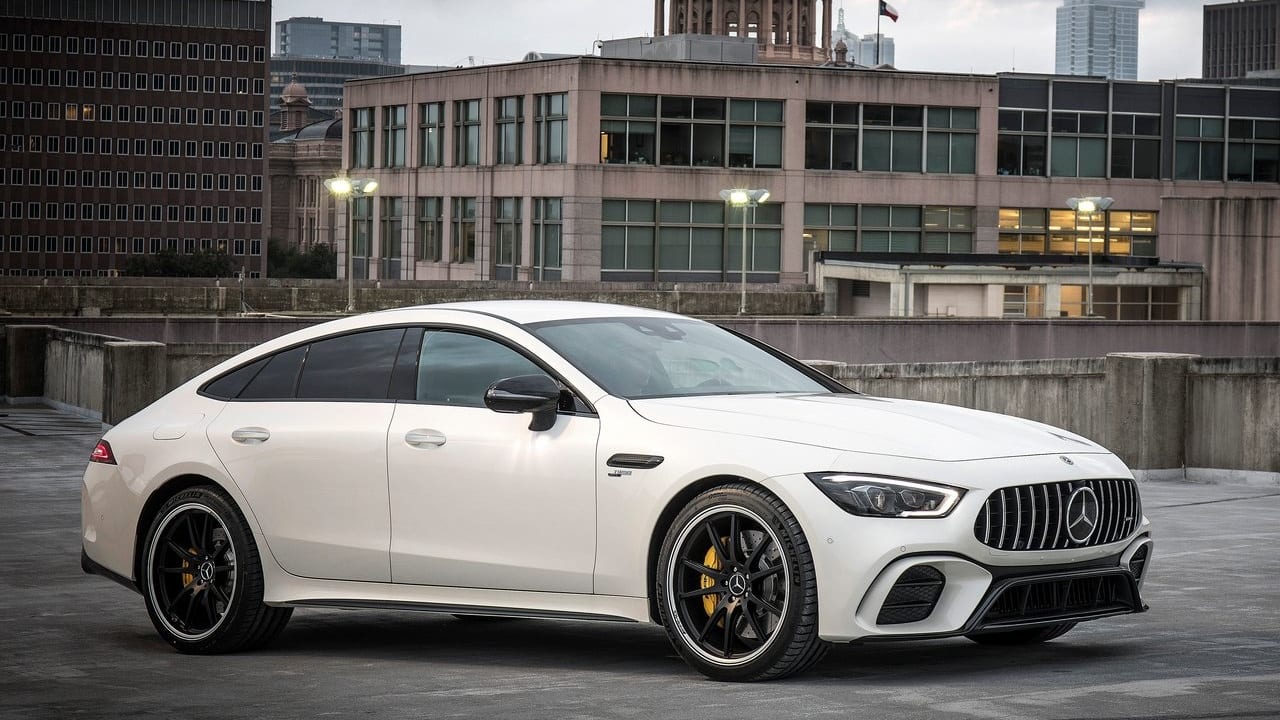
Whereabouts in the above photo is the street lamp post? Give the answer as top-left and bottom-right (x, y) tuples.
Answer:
(719, 188), (770, 315)
(325, 176), (379, 313)
(1067, 196), (1114, 317)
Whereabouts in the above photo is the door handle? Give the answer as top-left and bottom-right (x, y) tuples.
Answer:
(231, 427), (271, 444)
(405, 429), (447, 448)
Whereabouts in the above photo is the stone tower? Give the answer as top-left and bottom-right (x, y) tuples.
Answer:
(653, 0), (834, 64)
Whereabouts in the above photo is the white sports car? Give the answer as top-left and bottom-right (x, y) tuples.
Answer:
(81, 301), (1152, 681)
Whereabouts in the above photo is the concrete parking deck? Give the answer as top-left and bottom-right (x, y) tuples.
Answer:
(1, 405), (1277, 719)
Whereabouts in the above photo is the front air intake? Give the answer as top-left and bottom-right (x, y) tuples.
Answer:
(876, 565), (945, 625)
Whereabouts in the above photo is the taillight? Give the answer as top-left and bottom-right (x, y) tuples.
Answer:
(90, 440), (116, 465)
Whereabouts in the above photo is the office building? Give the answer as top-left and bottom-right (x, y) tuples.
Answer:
(340, 50), (1279, 321)
(830, 8), (894, 67)
(0, 0), (271, 277)
(1055, 0), (1145, 80)
(1203, 0), (1279, 80)
(275, 16), (401, 63)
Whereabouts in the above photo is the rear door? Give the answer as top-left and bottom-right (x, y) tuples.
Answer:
(206, 327), (414, 583)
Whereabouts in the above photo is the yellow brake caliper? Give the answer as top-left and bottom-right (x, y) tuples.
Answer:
(701, 544), (723, 616)
(181, 547), (197, 586)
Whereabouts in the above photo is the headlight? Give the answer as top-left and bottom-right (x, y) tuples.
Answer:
(806, 473), (965, 518)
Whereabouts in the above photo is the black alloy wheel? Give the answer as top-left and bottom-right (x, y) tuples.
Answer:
(140, 486), (291, 653)
(657, 484), (827, 681)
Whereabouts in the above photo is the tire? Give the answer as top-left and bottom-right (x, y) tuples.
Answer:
(656, 483), (828, 681)
(139, 485), (292, 653)
(965, 622), (1076, 646)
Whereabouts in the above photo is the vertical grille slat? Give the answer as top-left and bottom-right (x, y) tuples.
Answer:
(1013, 488), (1023, 550)
(1039, 484), (1051, 551)
(975, 479), (1141, 551)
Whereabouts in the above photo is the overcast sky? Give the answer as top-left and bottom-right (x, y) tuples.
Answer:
(273, 0), (1207, 81)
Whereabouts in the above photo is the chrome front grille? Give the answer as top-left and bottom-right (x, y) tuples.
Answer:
(973, 479), (1141, 551)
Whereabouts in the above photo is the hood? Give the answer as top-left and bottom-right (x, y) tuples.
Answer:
(629, 393), (1107, 462)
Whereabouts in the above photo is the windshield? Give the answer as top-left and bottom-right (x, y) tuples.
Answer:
(528, 318), (832, 399)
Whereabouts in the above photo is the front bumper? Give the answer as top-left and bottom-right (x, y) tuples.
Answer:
(764, 453), (1154, 642)
(854, 537), (1151, 641)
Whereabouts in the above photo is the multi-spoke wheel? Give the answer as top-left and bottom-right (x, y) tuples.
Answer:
(657, 484), (827, 681)
(139, 486), (291, 653)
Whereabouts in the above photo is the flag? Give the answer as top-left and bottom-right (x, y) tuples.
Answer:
(880, 1), (900, 22)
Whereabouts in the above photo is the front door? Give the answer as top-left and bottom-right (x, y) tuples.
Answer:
(386, 329), (598, 593)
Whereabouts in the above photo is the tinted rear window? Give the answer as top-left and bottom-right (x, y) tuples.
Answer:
(240, 346), (306, 399)
(296, 328), (405, 400)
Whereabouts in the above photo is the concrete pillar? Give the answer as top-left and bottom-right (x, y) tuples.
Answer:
(103, 341), (167, 426)
(1044, 283), (1063, 318)
(4, 325), (54, 400)
(1105, 352), (1198, 474)
(655, 0), (664, 36)
(763, 0), (774, 42)
(888, 280), (907, 316)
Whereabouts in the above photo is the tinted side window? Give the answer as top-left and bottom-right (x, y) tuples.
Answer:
(296, 328), (405, 400)
(417, 331), (545, 407)
(240, 346), (306, 399)
(202, 357), (267, 399)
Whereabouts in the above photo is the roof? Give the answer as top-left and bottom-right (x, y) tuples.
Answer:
(379, 300), (684, 325)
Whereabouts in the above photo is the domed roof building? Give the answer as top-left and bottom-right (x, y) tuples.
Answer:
(269, 77), (344, 254)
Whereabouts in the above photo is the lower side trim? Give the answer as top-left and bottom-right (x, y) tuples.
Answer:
(289, 598), (639, 624)
(81, 548), (140, 594)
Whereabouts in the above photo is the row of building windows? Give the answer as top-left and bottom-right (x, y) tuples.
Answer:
(349, 92), (1278, 182)
(351, 94), (569, 169)
(3, 236), (263, 255)
(601, 199), (783, 277)
(1003, 284), (1180, 320)
(0, 34), (265, 63)
(804, 102), (978, 174)
(345, 196), (565, 280)
(998, 207), (1158, 257)
(6, 268), (262, 278)
(0, 167), (263, 191)
(1, 101), (265, 127)
(804, 203), (977, 254)
(0, 202), (262, 223)
(0, 67), (265, 95)
(998, 110), (1279, 181)
(2, 134), (264, 159)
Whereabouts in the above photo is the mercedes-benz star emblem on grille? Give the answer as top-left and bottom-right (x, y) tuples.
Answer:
(1065, 487), (1100, 544)
(1060, 455), (1074, 465)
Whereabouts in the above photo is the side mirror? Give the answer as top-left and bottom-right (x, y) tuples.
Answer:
(484, 374), (562, 431)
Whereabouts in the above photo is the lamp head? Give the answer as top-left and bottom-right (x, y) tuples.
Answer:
(324, 177), (353, 196)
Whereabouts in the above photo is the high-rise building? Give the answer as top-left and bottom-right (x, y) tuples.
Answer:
(1203, 0), (1279, 80)
(830, 8), (895, 67)
(1055, 0), (1145, 80)
(275, 16), (402, 64)
(0, 0), (271, 278)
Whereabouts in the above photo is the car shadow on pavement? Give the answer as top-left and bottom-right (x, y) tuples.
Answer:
(256, 609), (1139, 681)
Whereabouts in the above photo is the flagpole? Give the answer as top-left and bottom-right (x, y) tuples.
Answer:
(875, 1), (881, 65)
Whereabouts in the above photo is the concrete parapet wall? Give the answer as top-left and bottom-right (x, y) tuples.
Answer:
(5, 324), (1278, 477)
(829, 358), (1107, 447)
(42, 329), (119, 417)
(165, 343), (257, 391)
(0, 279), (820, 317)
(1186, 357), (1280, 473)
